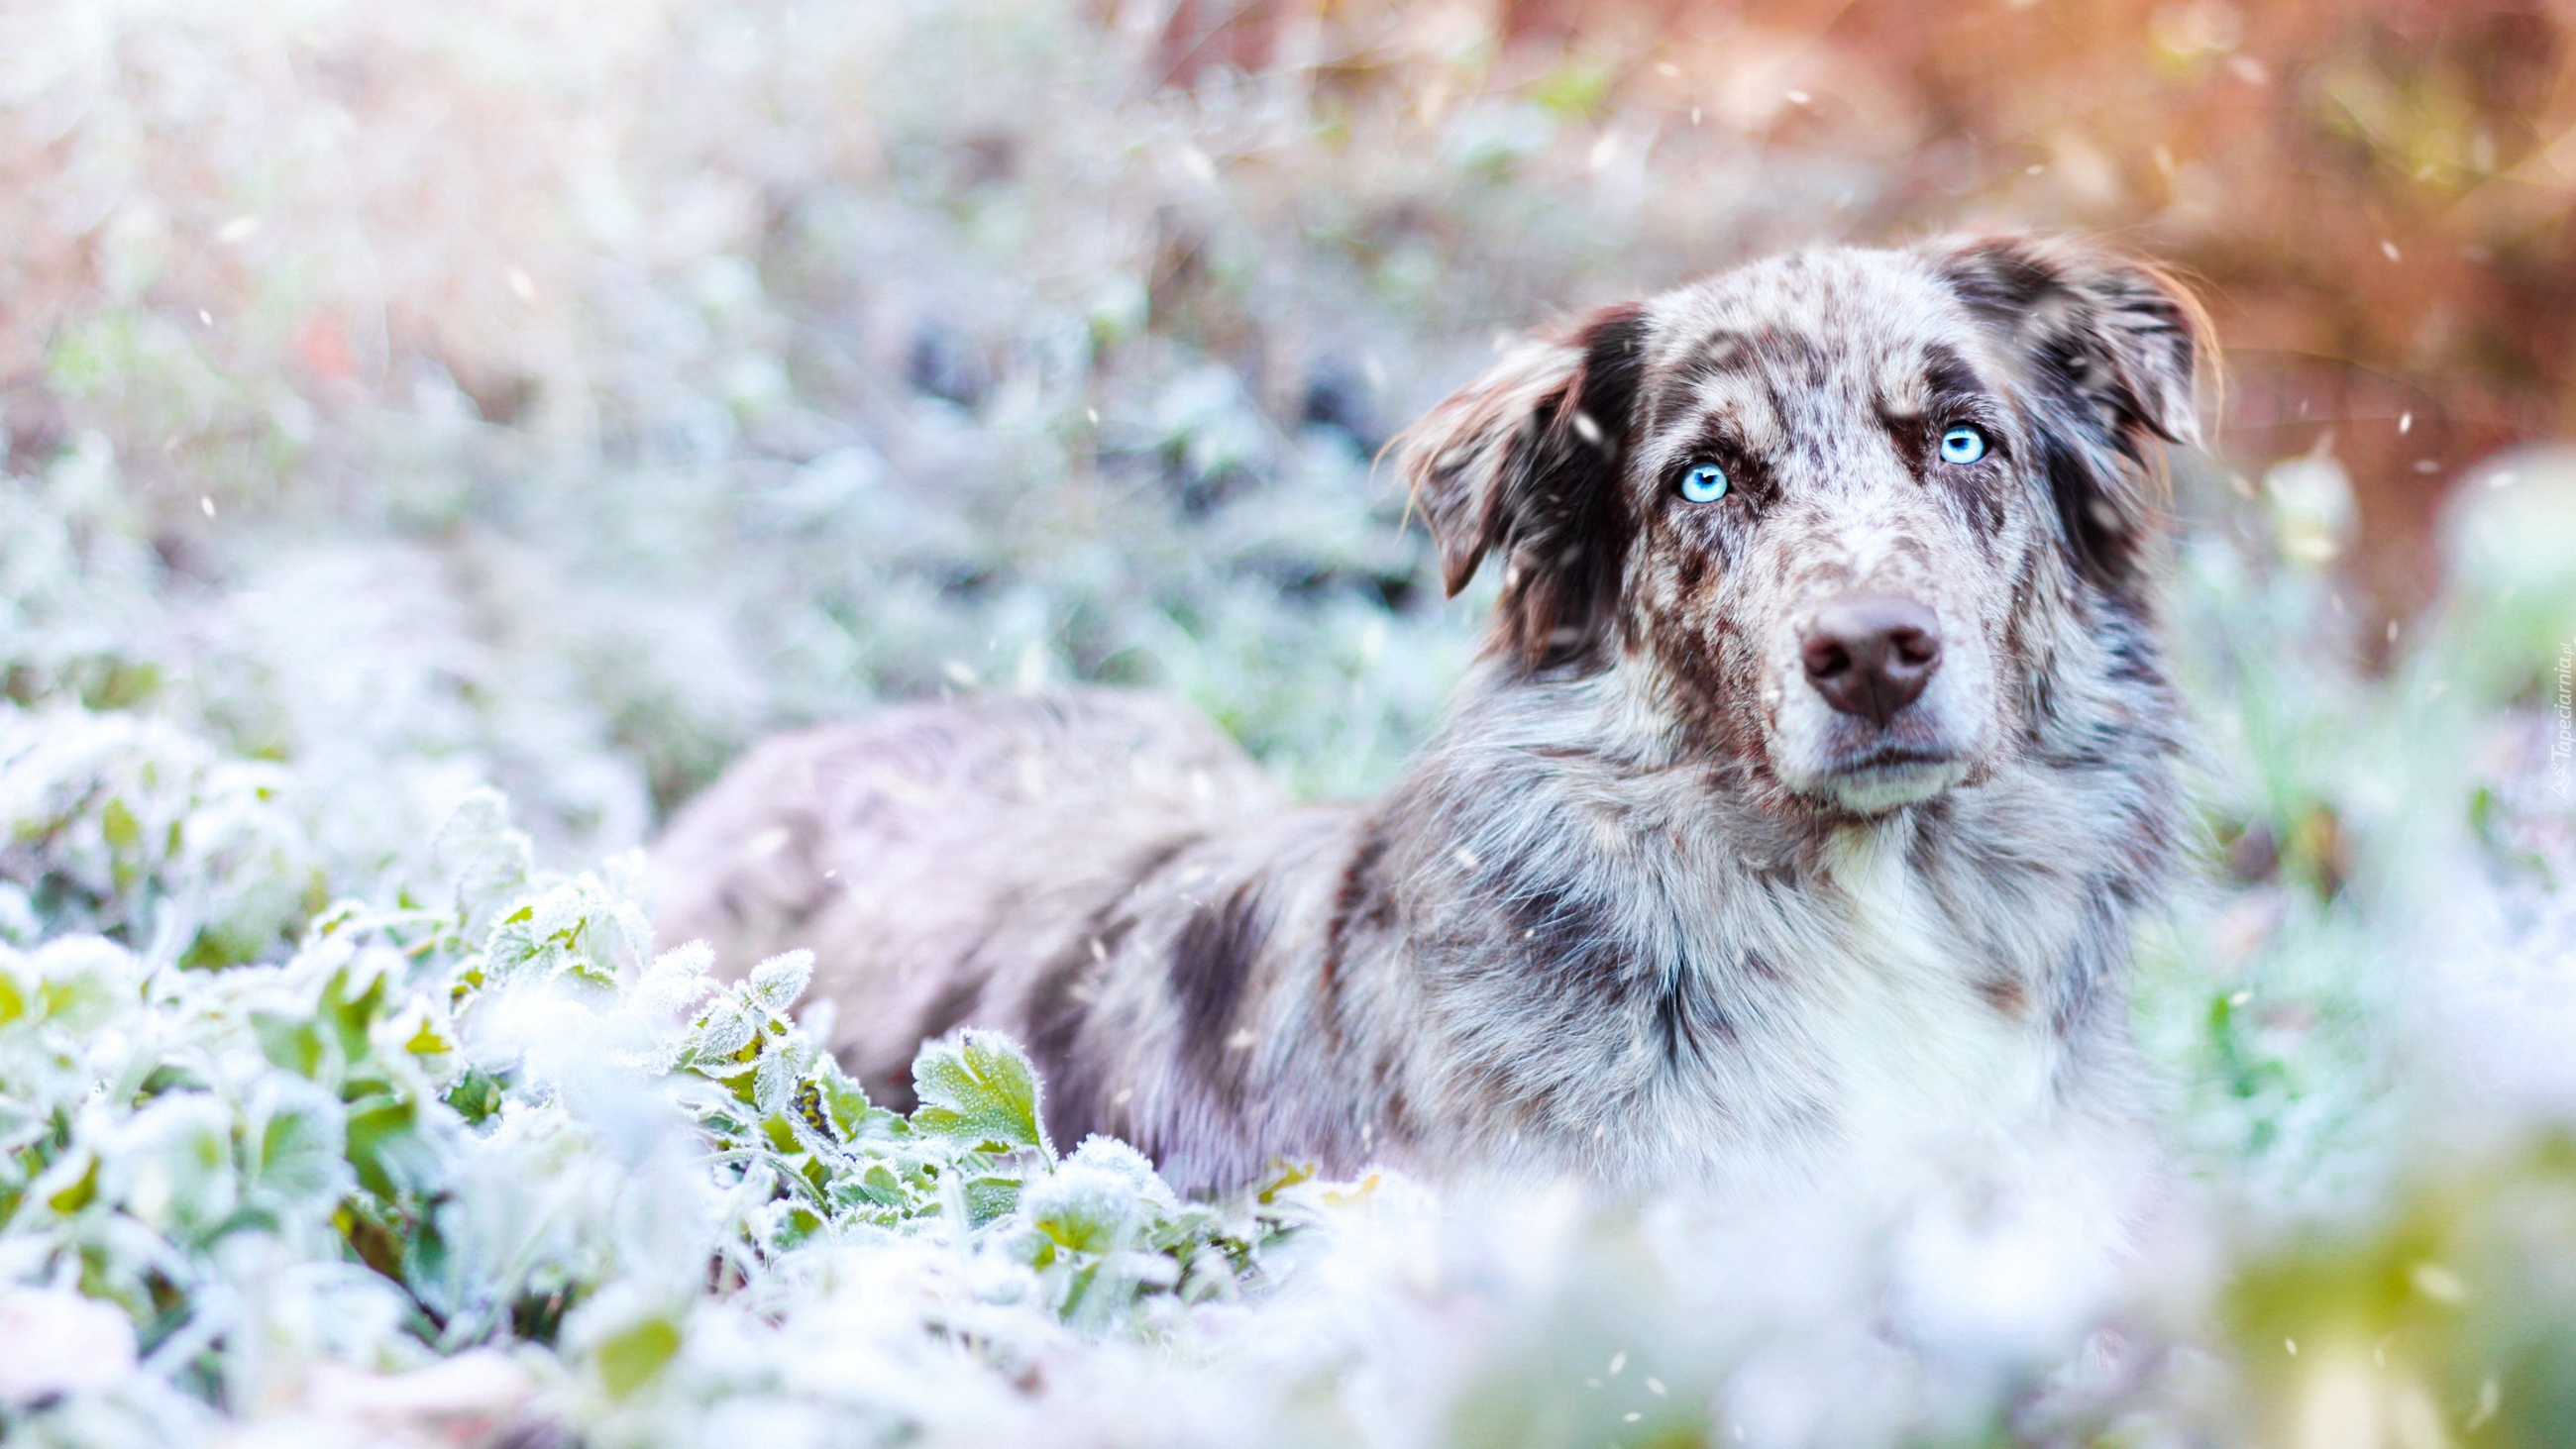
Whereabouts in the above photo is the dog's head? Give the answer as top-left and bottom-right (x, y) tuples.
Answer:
(1398, 236), (2204, 815)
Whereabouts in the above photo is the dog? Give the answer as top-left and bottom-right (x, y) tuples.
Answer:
(650, 234), (2203, 1200)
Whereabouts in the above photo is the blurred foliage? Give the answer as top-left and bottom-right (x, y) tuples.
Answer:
(2227, 1135), (2576, 1449)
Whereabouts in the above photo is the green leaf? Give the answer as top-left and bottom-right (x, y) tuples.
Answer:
(751, 1035), (812, 1117)
(344, 1095), (420, 1200)
(816, 1070), (896, 1144)
(909, 1030), (1049, 1158)
(760, 1113), (803, 1156)
(118, 1095), (239, 1235)
(962, 1174), (1022, 1229)
(253, 1011), (328, 1079)
(34, 938), (137, 1030)
(835, 1162), (908, 1209)
(39, 1148), (99, 1215)
(593, 1312), (684, 1399)
(319, 965), (388, 1066)
(402, 1016), (454, 1057)
(443, 1067), (504, 1125)
(100, 796), (141, 851)
(246, 1079), (350, 1212)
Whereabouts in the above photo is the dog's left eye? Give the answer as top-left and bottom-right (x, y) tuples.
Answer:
(1677, 463), (1729, 503)
(1937, 425), (1989, 466)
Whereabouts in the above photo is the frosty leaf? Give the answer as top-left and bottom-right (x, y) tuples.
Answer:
(909, 1030), (1050, 1158)
(835, 1162), (908, 1208)
(1065, 1135), (1170, 1201)
(689, 999), (759, 1065)
(253, 1009), (328, 1079)
(633, 941), (717, 1019)
(32, 935), (139, 1032)
(246, 1076), (353, 1215)
(108, 1095), (238, 1236)
(597, 898), (654, 980)
(751, 1034), (813, 1118)
(1025, 1160), (1144, 1254)
(961, 1174), (1022, 1228)
(816, 1069), (881, 1141)
(435, 787), (535, 934)
(745, 950), (813, 1018)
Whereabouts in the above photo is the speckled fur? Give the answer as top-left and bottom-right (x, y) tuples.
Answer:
(651, 235), (2203, 1199)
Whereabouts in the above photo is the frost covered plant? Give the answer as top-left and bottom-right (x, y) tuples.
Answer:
(0, 704), (320, 968)
(0, 787), (1315, 1446)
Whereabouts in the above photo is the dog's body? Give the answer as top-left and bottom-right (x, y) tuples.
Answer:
(653, 236), (2201, 1198)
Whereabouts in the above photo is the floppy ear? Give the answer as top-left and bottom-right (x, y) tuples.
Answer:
(1928, 235), (2207, 594)
(1394, 303), (1651, 671)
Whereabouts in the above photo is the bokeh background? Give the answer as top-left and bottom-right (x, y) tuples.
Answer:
(4, 0), (2576, 1444)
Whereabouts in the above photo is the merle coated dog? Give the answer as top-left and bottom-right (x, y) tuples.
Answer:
(652, 234), (2204, 1198)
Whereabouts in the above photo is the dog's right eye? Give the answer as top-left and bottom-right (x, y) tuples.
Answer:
(1677, 463), (1730, 504)
(1938, 425), (1990, 466)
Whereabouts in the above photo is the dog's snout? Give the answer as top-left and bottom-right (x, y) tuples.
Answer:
(1801, 595), (1942, 729)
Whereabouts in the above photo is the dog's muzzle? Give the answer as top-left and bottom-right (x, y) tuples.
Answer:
(1801, 594), (1941, 728)
(1791, 592), (1968, 812)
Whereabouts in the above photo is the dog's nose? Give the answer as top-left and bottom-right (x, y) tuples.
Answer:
(1801, 595), (1942, 728)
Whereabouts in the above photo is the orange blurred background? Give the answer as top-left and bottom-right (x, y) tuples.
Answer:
(1157, 0), (2576, 643)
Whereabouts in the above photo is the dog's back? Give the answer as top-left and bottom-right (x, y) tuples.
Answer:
(651, 688), (1296, 1107)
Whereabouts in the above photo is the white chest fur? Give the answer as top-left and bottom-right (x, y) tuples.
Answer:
(1797, 818), (2063, 1183)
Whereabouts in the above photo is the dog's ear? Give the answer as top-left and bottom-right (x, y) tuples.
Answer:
(1395, 303), (1651, 671)
(1928, 236), (2207, 593)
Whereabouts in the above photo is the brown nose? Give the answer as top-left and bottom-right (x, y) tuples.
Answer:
(1801, 595), (1942, 729)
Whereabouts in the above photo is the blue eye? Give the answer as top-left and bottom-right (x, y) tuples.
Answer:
(1938, 425), (1989, 466)
(1678, 463), (1729, 503)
